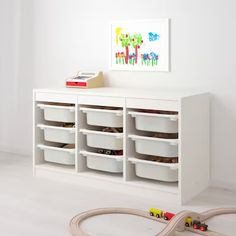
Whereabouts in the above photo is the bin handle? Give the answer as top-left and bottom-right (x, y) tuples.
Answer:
(80, 150), (123, 161)
(129, 157), (178, 169)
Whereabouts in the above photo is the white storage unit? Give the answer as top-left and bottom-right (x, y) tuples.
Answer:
(37, 103), (75, 123)
(37, 124), (75, 144)
(38, 144), (75, 165)
(129, 134), (178, 157)
(81, 151), (123, 173)
(80, 129), (123, 150)
(128, 111), (178, 133)
(33, 87), (210, 204)
(129, 158), (178, 182)
(80, 107), (123, 127)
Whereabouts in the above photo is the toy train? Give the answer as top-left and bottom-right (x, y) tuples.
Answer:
(149, 208), (208, 232)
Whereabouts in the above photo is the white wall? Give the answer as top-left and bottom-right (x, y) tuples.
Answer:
(1, 0), (236, 189)
(0, 0), (20, 153)
(0, 0), (33, 155)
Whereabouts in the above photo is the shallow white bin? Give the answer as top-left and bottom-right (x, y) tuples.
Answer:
(37, 104), (75, 123)
(129, 157), (178, 182)
(128, 111), (178, 133)
(38, 144), (75, 165)
(37, 124), (75, 144)
(81, 151), (123, 173)
(81, 129), (123, 150)
(80, 107), (123, 127)
(129, 134), (178, 157)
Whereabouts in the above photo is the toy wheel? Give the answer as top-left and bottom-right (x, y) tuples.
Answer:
(200, 226), (206, 231)
(164, 216), (168, 220)
(156, 214), (160, 218)
(150, 212), (154, 216)
(185, 223), (189, 227)
(193, 224), (198, 229)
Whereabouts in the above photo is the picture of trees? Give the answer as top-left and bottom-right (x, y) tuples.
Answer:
(111, 19), (169, 71)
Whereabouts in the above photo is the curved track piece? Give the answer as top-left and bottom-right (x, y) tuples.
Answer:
(70, 208), (153, 236)
(201, 208), (236, 221)
(69, 207), (236, 236)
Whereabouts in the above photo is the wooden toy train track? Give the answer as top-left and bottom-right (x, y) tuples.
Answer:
(69, 207), (236, 236)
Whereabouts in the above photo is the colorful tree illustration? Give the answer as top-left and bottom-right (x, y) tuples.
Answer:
(131, 33), (143, 64)
(119, 33), (131, 64)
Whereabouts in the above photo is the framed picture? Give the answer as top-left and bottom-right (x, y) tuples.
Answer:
(110, 19), (169, 72)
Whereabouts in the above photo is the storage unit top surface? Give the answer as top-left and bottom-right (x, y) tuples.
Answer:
(34, 87), (208, 101)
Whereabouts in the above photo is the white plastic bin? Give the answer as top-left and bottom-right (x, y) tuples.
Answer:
(129, 134), (178, 157)
(81, 151), (123, 173)
(80, 107), (123, 127)
(129, 157), (178, 182)
(81, 129), (123, 150)
(37, 124), (75, 144)
(37, 103), (75, 123)
(38, 144), (75, 165)
(128, 111), (178, 133)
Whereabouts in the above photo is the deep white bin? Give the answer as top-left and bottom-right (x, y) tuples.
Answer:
(129, 134), (178, 157)
(37, 124), (75, 144)
(81, 129), (123, 150)
(81, 151), (123, 173)
(38, 144), (75, 165)
(37, 104), (75, 123)
(129, 157), (178, 182)
(128, 111), (178, 133)
(80, 107), (123, 127)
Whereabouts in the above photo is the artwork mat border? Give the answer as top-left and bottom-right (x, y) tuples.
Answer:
(109, 18), (170, 72)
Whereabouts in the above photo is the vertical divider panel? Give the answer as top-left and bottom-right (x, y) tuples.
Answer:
(75, 103), (79, 172)
(77, 102), (88, 172)
(125, 105), (136, 181)
(179, 93), (210, 204)
(123, 106), (127, 181)
(33, 91), (36, 175)
(33, 92), (46, 174)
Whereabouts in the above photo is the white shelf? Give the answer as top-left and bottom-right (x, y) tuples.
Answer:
(33, 88), (210, 204)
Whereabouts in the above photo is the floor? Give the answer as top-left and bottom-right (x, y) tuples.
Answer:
(0, 152), (236, 236)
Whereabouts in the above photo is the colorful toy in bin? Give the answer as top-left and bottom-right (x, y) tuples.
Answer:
(97, 149), (123, 156)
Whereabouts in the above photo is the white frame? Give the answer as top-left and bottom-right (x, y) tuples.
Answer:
(110, 19), (170, 72)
